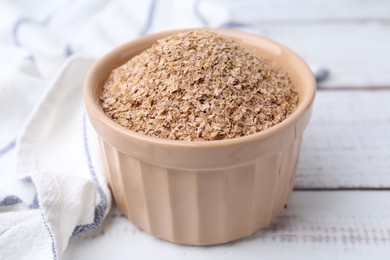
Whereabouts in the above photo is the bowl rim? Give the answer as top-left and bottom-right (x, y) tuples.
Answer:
(84, 28), (316, 148)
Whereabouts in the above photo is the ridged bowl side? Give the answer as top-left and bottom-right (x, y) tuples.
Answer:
(101, 135), (302, 245)
(84, 29), (316, 245)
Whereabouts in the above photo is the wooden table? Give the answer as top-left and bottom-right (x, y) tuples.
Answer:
(65, 1), (390, 259)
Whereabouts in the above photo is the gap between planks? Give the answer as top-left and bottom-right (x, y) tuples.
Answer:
(248, 18), (390, 26)
(294, 187), (390, 191)
(317, 85), (390, 91)
(296, 89), (390, 189)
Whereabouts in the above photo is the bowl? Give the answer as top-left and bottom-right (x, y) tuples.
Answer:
(83, 28), (316, 245)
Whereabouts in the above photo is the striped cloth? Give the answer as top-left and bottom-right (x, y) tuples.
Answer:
(0, 1), (210, 259)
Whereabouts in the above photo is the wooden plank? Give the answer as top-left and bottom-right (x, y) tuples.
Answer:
(64, 191), (390, 259)
(296, 89), (390, 188)
(248, 24), (390, 88)
(208, 0), (390, 21)
(196, 0), (390, 87)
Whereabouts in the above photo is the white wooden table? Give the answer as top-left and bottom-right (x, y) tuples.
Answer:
(65, 1), (390, 259)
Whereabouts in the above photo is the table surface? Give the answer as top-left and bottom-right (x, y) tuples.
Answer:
(65, 0), (390, 259)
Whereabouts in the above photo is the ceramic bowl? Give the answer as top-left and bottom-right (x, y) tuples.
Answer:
(83, 28), (316, 245)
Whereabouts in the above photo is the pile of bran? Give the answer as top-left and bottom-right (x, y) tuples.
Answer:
(101, 30), (298, 141)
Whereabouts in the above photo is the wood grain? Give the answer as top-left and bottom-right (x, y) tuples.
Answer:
(249, 23), (390, 88)
(199, 0), (390, 88)
(64, 192), (390, 259)
(296, 89), (390, 188)
(212, 0), (390, 21)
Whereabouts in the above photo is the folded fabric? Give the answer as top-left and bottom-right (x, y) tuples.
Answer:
(0, 57), (111, 260)
(0, 1), (327, 259)
(0, 1), (207, 259)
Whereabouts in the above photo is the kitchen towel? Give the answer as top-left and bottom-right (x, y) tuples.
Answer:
(0, 56), (110, 260)
(0, 1), (214, 259)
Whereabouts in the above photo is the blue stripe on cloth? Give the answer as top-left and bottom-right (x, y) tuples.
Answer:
(22, 175), (59, 259)
(64, 44), (74, 57)
(37, 198), (59, 260)
(72, 113), (109, 236)
(29, 193), (40, 209)
(139, 0), (157, 36)
(314, 68), (330, 83)
(12, 11), (74, 59)
(12, 15), (51, 46)
(0, 139), (16, 158)
(1, 176), (58, 257)
(219, 21), (252, 28)
(73, 0), (158, 235)
(194, 1), (253, 29)
(0, 229), (8, 236)
(20, 175), (33, 183)
(23, 55), (35, 62)
(0, 195), (23, 206)
(194, 0), (208, 26)
(5, 1), (159, 255)
(63, 0), (157, 58)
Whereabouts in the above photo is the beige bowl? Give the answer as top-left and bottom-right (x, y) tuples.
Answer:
(84, 28), (316, 245)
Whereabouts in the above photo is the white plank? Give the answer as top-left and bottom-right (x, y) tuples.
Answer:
(64, 191), (390, 260)
(208, 0), (390, 21)
(195, 0), (390, 87)
(248, 24), (390, 88)
(296, 89), (390, 188)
